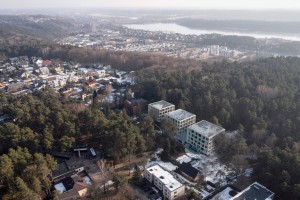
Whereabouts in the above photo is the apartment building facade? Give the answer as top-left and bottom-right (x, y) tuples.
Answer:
(148, 100), (175, 122)
(145, 165), (185, 200)
(187, 120), (225, 155)
(164, 109), (196, 144)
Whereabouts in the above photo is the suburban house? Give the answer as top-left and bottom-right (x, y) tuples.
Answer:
(52, 158), (85, 180)
(85, 79), (97, 88)
(54, 175), (90, 200)
(231, 182), (274, 200)
(187, 120), (225, 155)
(124, 98), (149, 115)
(164, 109), (196, 144)
(178, 162), (201, 182)
(148, 100), (175, 122)
(145, 164), (185, 200)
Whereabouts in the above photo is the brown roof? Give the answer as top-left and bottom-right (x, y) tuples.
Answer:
(73, 182), (87, 191)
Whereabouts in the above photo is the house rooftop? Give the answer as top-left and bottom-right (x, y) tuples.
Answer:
(165, 109), (195, 121)
(232, 182), (274, 200)
(147, 164), (183, 192)
(188, 120), (225, 138)
(178, 162), (199, 179)
(149, 100), (174, 110)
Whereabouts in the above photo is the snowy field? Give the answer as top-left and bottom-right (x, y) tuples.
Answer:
(146, 148), (178, 171)
(184, 149), (230, 184)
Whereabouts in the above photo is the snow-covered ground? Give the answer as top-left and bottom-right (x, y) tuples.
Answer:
(116, 71), (136, 85)
(146, 148), (178, 171)
(176, 155), (192, 164)
(184, 149), (230, 184)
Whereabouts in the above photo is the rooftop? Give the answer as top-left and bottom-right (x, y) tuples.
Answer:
(149, 100), (174, 110)
(232, 182), (274, 200)
(178, 162), (200, 179)
(188, 120), (225, 138)
(165, 109), (195, 121)
(147, 164), (183, 191)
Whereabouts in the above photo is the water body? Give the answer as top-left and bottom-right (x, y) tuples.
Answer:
(124, 23), (300, 41)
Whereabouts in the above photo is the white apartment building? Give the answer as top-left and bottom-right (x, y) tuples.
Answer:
(145, 165), (185, 200)
(164, 109), (196, 144)
(187, 120), (225, 155)
(148, 100), (175, 122)
(210, 45), (220, 56)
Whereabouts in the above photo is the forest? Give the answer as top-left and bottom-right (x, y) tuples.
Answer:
(134, 57), (300, 199)
(0, 88), (181, 199)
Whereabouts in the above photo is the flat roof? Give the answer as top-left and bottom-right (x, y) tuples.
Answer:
(188, 120), (225, 138)
(165, 109), (196, 121)
(149, 100), (174, 110)
(147, 164), (183, 191)
(232, 182), (274, 200)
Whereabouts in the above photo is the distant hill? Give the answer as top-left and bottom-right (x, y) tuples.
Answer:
(0, 15), (75, 40)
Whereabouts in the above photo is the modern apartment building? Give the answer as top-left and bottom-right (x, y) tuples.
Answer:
(231, 182), (274, 200)
(145, 165), (185, 200)
(164, 109), (196, 144)
(187, 120), (225, 155)
(148, 100), (175, 122)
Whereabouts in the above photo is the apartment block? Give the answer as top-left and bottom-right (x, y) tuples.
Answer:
(164, 109), (196, 144)
(148, 100), (175, 122)
(231, 182), (274, 200)
(145, 165), (185, 200)
(187, 120), (225, 155)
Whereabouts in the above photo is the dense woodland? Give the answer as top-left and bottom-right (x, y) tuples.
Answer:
(134, 57), (300, 199)
(0, 88), (181, 199)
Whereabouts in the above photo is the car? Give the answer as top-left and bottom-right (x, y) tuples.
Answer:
(143, 187), (151, 192)
(149, 191), (156, 195)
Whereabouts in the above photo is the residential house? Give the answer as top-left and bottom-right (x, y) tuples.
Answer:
(85, 79), (97, 88)
(42, 60), (52, 67)
(178, 162), (201, 182)
(124, 99), (149, 115)
(39, 67), (50, 75)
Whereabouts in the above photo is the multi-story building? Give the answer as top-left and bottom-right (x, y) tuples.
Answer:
(164, 109), (196, 144)
(187, 120), (225, 155)
(145, 165), (185, 200)
(231, 182), (274, 200)
(148, 100), (175, 122)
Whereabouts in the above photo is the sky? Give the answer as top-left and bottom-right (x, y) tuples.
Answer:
(0, 0), (299, 10)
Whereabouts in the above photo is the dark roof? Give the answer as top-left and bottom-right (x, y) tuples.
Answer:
(52, 158), (85, 179)
(53, 161), (70, 179)
(233, 182), (274, 200)
(178, 162), (199, 179)
(60, 177), (75, 192)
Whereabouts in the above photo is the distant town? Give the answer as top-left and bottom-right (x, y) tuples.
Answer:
(59, 24), (248, 62)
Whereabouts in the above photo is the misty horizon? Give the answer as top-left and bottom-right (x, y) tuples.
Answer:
(1, 0), (300, 10)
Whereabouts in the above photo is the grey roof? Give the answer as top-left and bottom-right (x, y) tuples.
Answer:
(232, 182), (274, 200)
(188, 120), (225, 138)
(165, 109), (196, 121)
(149, 100), (174, 110)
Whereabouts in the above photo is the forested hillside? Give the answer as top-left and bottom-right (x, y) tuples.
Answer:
(0, 89), (164, 198)
(135, 57), (300, 199)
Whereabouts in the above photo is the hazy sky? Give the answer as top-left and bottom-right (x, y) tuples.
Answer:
(0, 0), (299, 10)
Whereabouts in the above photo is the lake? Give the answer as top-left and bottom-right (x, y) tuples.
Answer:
(124, 23), (300, 41)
